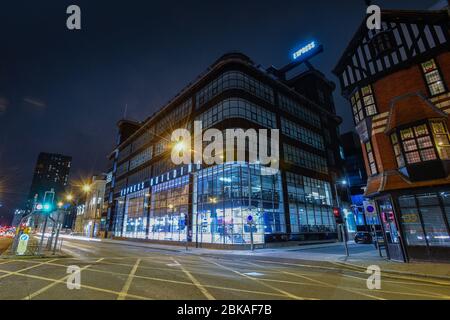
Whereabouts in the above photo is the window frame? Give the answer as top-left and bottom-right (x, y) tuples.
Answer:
(364, 139), (378, 176)
(369, 31), (395, 59)
(350, 85), (379, 125)
(420, 59), (447, 98)
(391, 121), (447, 168)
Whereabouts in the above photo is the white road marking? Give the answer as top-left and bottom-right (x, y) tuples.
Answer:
(244, 272), (265, 277)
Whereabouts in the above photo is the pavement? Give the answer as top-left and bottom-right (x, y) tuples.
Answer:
(0, 237), (449, 300)
(88, 238), (450, 281)
(0, 238), (13, 255)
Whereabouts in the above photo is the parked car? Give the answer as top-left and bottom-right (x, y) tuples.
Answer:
(354, 231), (373, 244)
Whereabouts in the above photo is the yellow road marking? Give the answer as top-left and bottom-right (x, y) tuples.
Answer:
(172, 258), (215, 300)
(23, 258), (104, 300)
(281, 270), (385, 300)
(201, 257), (309, 300)
(117, 258), (141, 300)
(332, 261), (450, 287)
(1, 269), (150, 300)
(0, 259), (59, 280)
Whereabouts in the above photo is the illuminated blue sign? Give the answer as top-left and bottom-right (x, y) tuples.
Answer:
(292, 41), (322, 62)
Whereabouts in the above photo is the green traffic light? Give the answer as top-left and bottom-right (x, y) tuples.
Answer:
(43, 203), (52, 212)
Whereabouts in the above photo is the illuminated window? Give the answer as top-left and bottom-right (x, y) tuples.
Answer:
(421, 59), (446, 96)
(432, 122), (450, 160)
(391, 133), (405, 168)
(365, 140), (378, 176)
(398, 124), (437, 165)
(350, 85), (378, 124)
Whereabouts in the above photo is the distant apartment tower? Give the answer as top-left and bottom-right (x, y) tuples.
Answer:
(334, 9), (450, 262)
(27, 152), (72, 211)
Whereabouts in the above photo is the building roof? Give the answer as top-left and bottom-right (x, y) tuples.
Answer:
(333, 9), (449, 75)
(110, 52), (341, 154)
(385, 93), (447, 133)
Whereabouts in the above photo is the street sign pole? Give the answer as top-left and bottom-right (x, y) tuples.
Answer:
(247, 214), (254, 251)
(342, 222), (349, 257)
(38, 215), (48, 255)
(250, 223), (254, 252)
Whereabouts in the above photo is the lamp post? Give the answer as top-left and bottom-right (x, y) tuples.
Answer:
(334, 179), (349, 257)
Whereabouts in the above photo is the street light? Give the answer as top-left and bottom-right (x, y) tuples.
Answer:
(66, 194), (74, 201)
(173, 141), (188, 153)
(82, 184), (92, 193)
(334, 179), (349, 257)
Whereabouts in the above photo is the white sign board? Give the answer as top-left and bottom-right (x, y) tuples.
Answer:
(363, 201), (378, 219)
(16, 234), (29, 256)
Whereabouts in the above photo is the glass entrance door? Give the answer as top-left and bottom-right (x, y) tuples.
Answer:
(378, 198), (405, 262)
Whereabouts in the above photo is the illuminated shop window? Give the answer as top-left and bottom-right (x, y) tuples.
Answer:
(286, 172), (336, 234)
(421, 59), (446, 96)
(399, 193), (450, 248)
(350, 85), (378, 124)
(365, 140), (378, 176)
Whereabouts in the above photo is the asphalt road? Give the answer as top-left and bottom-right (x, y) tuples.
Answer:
(0, 238), (449, 300)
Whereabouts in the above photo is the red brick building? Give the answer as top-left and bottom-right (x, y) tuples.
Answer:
(334, 9), (450, 262)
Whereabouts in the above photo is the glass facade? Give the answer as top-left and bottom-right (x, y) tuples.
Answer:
(109, 65), (340, 246)
(286, 172), (336, 233)
(148, 176), (189, 242)
(399, 192), (450, 248)
(197, 98), (277, 129)
(196, 71), (275, 107)
(278, 94), (321, 128)
(281, 118), (325, 151)
(122, 189), (148, 239)
(283, 144), (328, 174)
(193, 163), (285, 245)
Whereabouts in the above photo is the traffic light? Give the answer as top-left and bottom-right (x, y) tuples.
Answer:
(35, 203), (53, 213)
(333, 207), (344, 224)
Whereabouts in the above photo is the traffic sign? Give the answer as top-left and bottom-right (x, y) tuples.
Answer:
(364, 201), (378, 219)
(20, 234), (29, 241)
(16, 234), (30, 256)
(247, 215), (254, 224)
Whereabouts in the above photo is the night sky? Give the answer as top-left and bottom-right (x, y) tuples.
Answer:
(0, 0), (439, 224)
